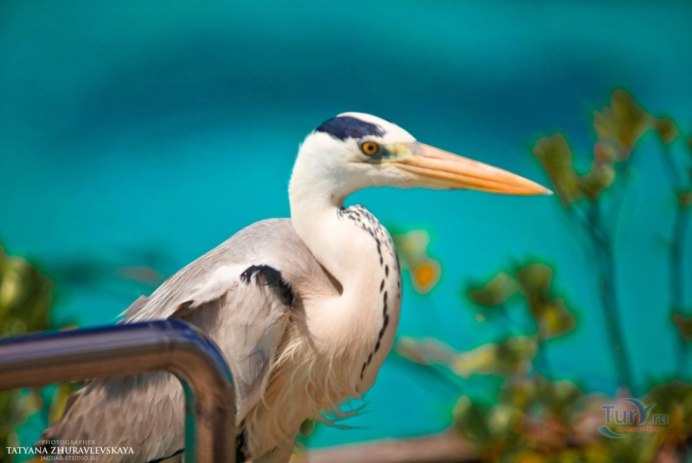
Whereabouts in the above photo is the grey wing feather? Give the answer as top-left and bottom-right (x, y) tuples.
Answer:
(171, 264), (292, 418)
(122, 218), (314, 418)
(42, 219), (335, 462)
(124, 218), (309, 321)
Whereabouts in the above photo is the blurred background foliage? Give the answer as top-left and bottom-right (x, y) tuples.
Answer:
(1, 1), (691, 462)
(394, 89), (691, 462)
(0, 247), (76, 463)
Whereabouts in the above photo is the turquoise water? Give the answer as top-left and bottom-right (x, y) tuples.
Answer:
(1, 0), (691, 449)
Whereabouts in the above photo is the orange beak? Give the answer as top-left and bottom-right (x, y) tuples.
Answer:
(394, 143), (551, 195)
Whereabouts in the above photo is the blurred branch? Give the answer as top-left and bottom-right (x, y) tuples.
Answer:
(530, 89), (663, 395)
(375, 89), (692, 463)
(298, 430), (479, 463)
(588, 200), (635, 395)
(299, 380), (692, 463)
(670, 200), (690, 373)
(657, 132), (691, 375)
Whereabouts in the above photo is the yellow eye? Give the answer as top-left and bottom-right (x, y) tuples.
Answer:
(360, 141), (380, 156)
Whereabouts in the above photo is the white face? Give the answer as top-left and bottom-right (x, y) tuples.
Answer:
(294, 113), (421, 197)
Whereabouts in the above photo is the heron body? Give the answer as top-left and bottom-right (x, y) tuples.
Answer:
(42, 113), (548, 462)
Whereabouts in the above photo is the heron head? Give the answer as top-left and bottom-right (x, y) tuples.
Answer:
(293, 112), (551, 200)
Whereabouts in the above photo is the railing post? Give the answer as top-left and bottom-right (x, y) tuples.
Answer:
(0, 319), (236, 463)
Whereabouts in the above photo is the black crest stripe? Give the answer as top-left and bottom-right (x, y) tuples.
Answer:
(316, 116), (385, 141)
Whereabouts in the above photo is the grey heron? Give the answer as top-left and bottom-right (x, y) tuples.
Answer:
(41, 113), (549, 462)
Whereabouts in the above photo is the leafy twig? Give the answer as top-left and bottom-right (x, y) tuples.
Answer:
(657, 138), (691, 375)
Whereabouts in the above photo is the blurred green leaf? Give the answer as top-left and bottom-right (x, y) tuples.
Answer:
(0, 249), (53, 335)
(644, 381), (692, 447)
(515, 263), (576, 339)
(515, 263), (552, 295)
(577, 162), (616, 201)
(536, 300), (576, 339)
(392, 229), (442, 294)
(535, 378), (582, 420)
(392, 229), (430, 262)
(0, 245), (64, 462)
(510, 450), (548, 463)
(452, 337), (537, 378)
(594, 88), (651, 159)
(467, 272), (518, 308)
(453, 396), (492, 444)
(486, 403), (519, 439)
(653, 117), (678, 144)
(533, 134), (583, 206)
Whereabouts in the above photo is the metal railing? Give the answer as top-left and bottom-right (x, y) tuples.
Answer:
(0, 319), (236, 463)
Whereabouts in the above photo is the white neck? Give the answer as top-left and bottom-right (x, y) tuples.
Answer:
(288, 153), (388, 349)
(289, 163), (369, 301)
(287, 137), (402, 395)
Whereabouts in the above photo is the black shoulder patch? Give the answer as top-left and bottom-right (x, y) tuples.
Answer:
(241, 265), (294, 306)
(315, 115), (385, 141)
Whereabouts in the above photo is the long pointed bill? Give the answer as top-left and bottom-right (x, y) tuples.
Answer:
(395, 143), (551, 195)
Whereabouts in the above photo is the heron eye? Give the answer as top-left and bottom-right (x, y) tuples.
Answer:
(360, 141), (380, 156)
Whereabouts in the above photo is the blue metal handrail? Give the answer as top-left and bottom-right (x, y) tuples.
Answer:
(0, 319), (236, 463)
